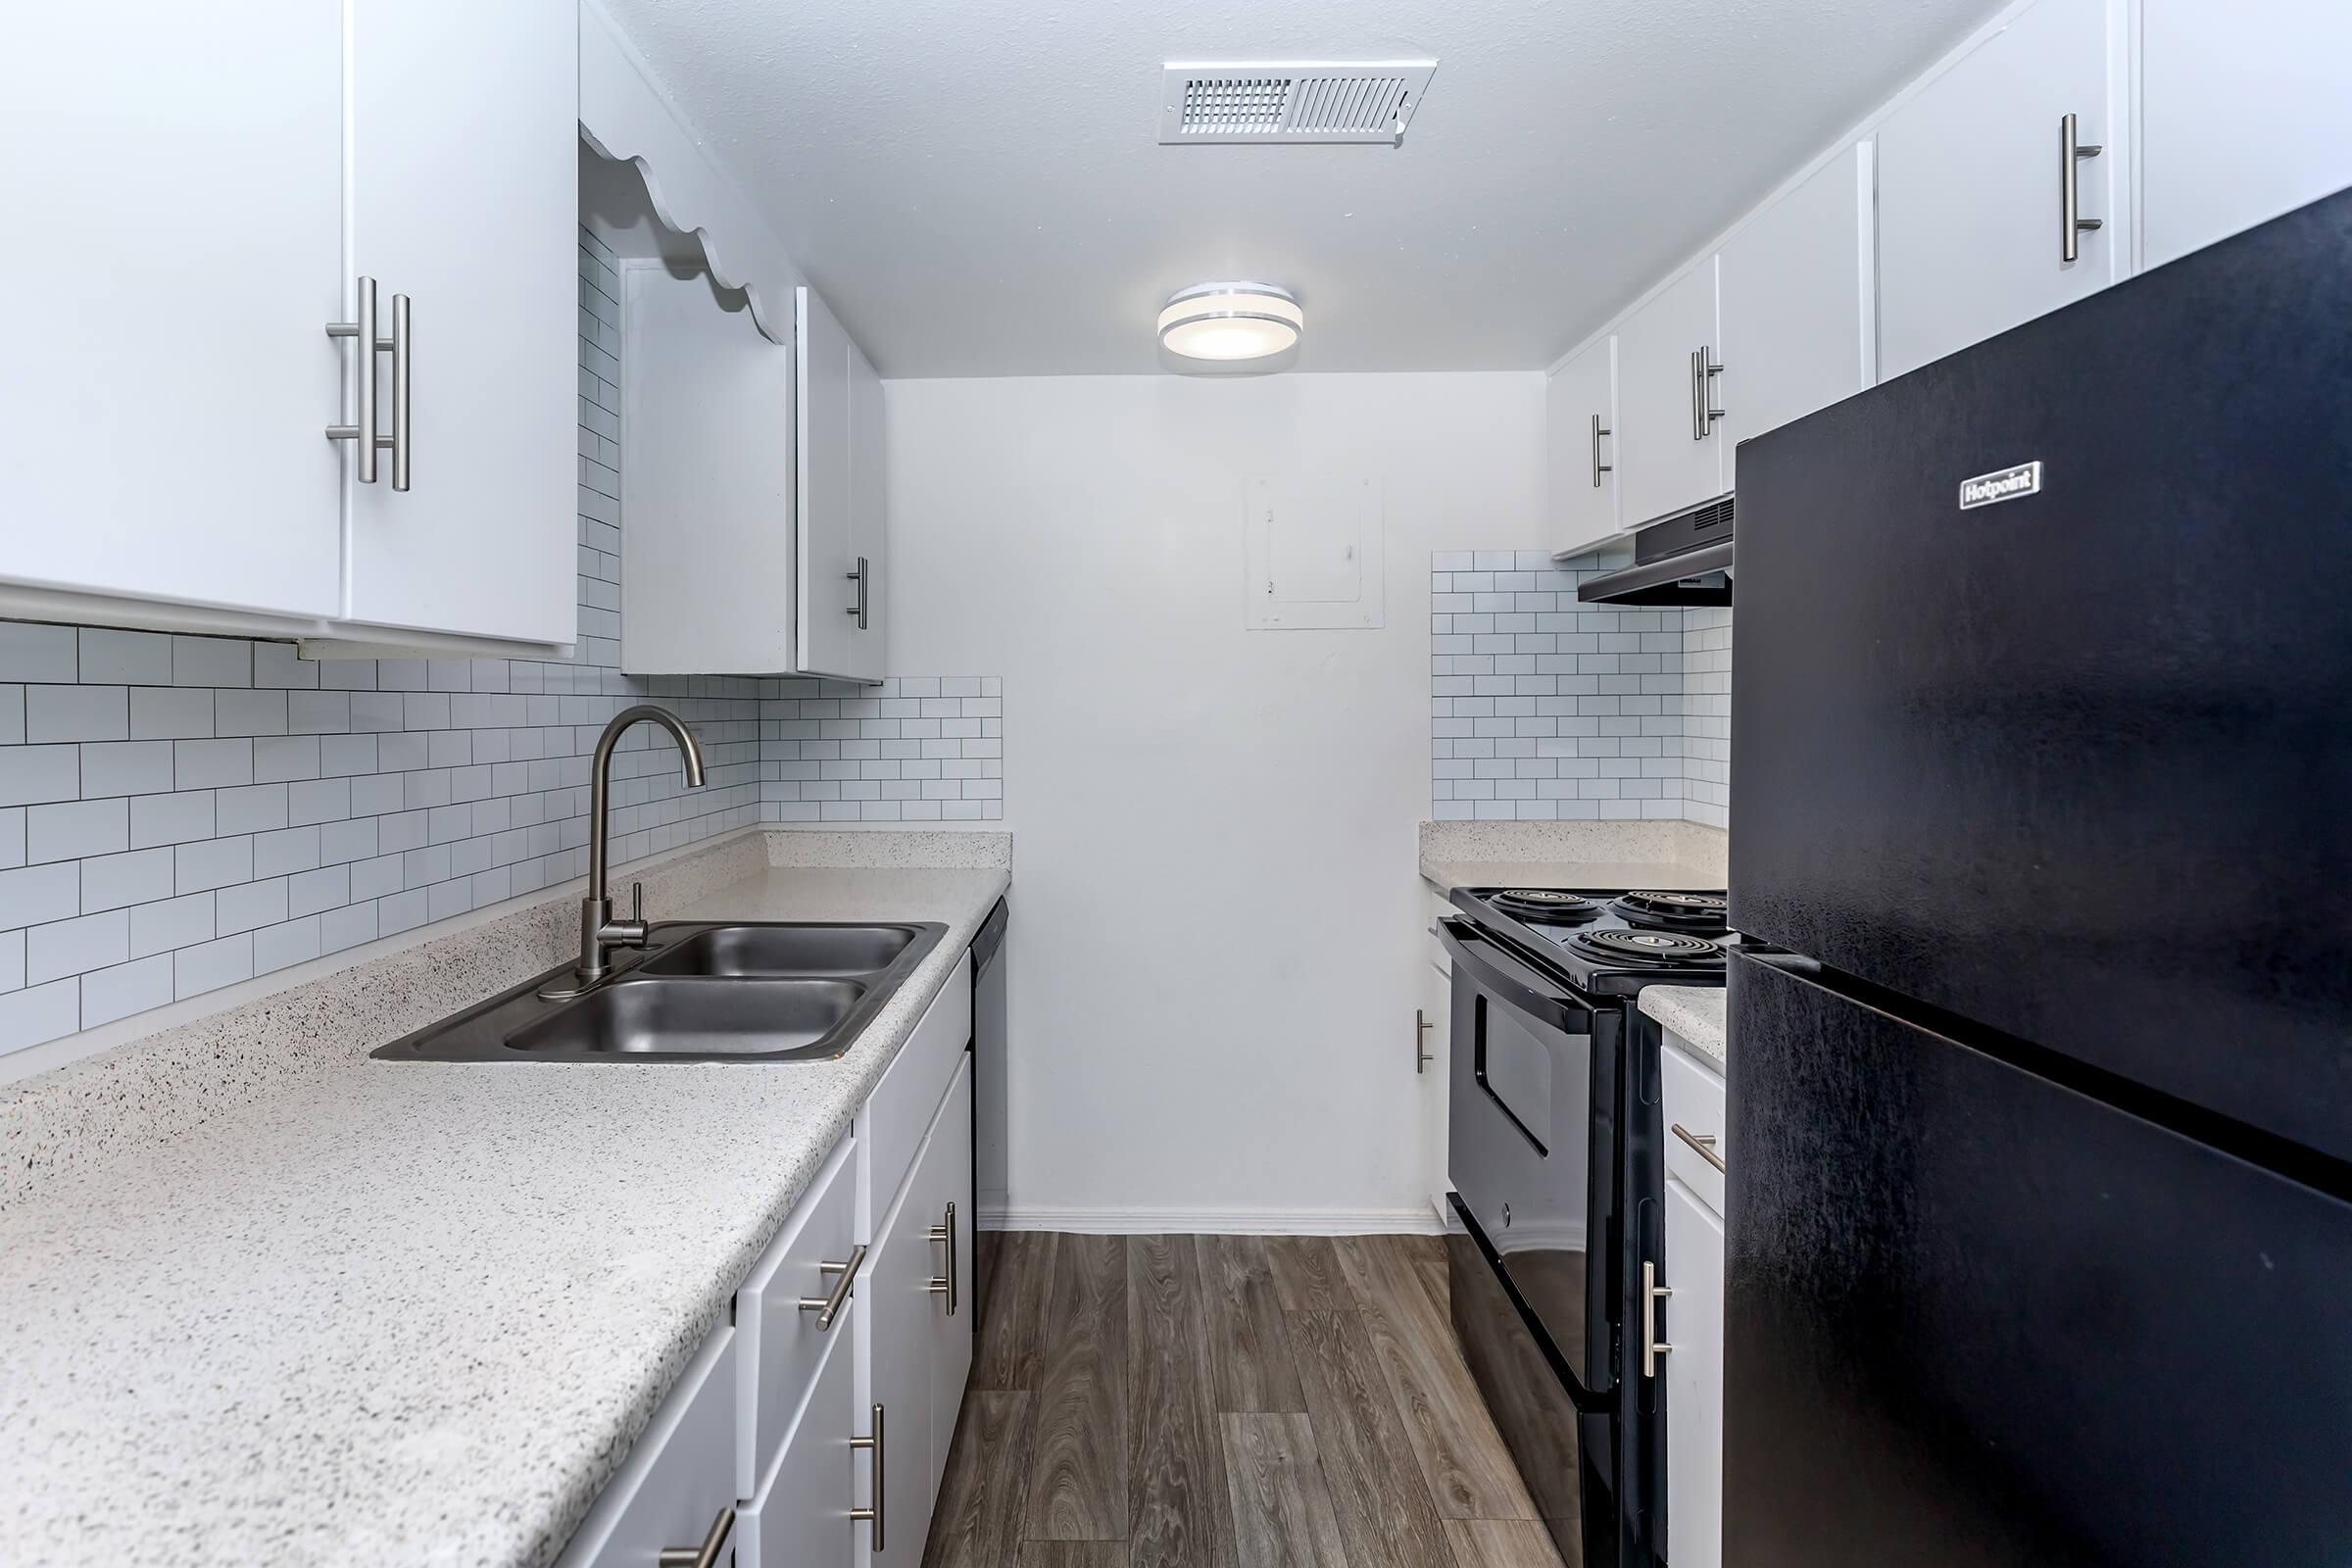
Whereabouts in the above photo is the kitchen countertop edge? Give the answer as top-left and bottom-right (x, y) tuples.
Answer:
(1641, 985), (1728, 1074)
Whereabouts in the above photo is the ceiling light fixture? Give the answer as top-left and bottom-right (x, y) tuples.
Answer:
(1156, 282), (1302, 365)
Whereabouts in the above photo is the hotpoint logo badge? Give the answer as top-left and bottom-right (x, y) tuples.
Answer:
(1958, 462), (2042, 510)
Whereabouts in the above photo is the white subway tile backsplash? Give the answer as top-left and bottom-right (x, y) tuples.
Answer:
(27, 909), (128, 986)
(172, 739), (253, 792)
(0, 745), (80, 807)
(171, 635), (250, 689)
(130, 685), (215, 740)
(0, 862), (80, 932)
(0, 978), (80, 1054)
(173, 933), (253, 1001)
(1430, 550), (1730, 824)
(128, 892), (213, 959)
(0, 625), (77, 684)
(26, 798), (127, 863)
(79, 954), (173, 1029)
(79, 848), (172, 914)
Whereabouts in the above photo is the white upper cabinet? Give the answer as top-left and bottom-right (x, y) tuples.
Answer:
(0, 0), (577, 652)
(620, 263), (797, 675)
(1876, 0), (2123, 380)
(1545, 336), (1622, 559)
(342, 0), (578, 647)
(1, 4), (344, 621)
(796, 287), (887, 683)
(2140, 0), (2352, 270)
(1615, 260), (1726, 530)
(1716, 144), (1877, 482)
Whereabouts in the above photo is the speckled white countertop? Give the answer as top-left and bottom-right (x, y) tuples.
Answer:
(1641, 985), (1728, 1074)
(1417, 818), (1729, 893)
(0, 841), (1007, 1568)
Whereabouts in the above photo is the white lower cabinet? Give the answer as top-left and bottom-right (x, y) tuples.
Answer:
(1663, 1177), (1726, 1568)
(560, 949), (978, 1568)
(922, 1062), (977, 1498)
(857, 1054), (976, 1565)
(738, 1325), (858, 1568)
(1659, 1031), (1728, 1568)
(560, 1325), (740, 1568)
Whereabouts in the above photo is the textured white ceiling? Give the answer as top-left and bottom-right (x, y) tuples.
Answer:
(604, 0), (2005, 376)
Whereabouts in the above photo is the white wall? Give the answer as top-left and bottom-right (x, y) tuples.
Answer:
(885, 372), (1545, 1229)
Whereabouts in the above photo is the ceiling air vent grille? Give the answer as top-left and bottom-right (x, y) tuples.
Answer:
(1159, 62), (1438, 145)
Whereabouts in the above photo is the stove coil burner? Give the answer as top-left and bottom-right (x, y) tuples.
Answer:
(1573, 927), (1725, 964)
(1491, 888), (1599, 922)
(1610, 890), (1730, 930)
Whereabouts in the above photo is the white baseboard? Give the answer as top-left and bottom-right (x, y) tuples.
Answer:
(979, 1203), (1448, 1236)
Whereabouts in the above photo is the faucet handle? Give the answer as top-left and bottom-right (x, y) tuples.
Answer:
(630, 881), (643, 924)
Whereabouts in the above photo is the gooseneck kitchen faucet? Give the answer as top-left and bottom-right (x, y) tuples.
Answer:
(539, 704), (706, 1000)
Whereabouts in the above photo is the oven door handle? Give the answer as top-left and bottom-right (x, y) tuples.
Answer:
(1439, 918), (1594, 1034)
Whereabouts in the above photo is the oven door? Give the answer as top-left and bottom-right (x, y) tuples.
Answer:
(1442, 916), (1607, 1390)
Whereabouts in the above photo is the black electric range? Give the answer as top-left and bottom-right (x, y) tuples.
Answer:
(1440, 883), (1731, 1568)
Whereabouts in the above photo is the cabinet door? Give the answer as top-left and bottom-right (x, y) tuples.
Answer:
(740, 1329), (857, 1568)
(844, 335), (889, 680)
(856, 1130), (941, 1565)
(1419, 950), (1451, 1218)
(1876, 0), (2121, 380)
(797, 286), (862, 679)
(1614, 261), (1725, 529)
(620, 262), (798, 675)
(1717, 145), (1876, 486)
(560, 1326), (739, 1568)
(1663, 1180), (1725, 1568)
(2141, 0), (2352, 269)
(343, 0), (578, 645)
(921, 1057), (976, 1494)
(0, 5), (343, 618)
(1545, 336), (1622, 558)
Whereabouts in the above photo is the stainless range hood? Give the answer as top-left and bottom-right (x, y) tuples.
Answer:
(1576, 496), (1734, 606)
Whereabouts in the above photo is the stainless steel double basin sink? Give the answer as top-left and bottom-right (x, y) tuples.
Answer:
(373, 921), (949, 1063)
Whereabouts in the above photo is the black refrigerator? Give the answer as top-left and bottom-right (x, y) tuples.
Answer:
(1723, 188), (2352, 1566)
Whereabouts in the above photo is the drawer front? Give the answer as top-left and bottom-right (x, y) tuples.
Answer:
(920, 1057), (976, 1497)
(1662, 1039), (1728, 1214)
(559, 1324), (737, 1568)
(858, 952), (972, 1231)
(737, 1135), (858, 1499)
(739, 1326), (857, 1568)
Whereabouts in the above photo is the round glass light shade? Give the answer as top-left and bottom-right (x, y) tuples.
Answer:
(1156, 283), (1302, 362)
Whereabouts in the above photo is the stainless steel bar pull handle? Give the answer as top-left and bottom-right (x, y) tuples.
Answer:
(1691, 347), (1726, 439)
(2061, 113), (2104, 264)
(798, 1242), (867, 1331)
(1590, 413), (1613, 487)
(325, 277), (383, 484)
(928, 1201), (958, 1315)
(1642, 1260), (1673, 1377)
(1414, 1007), (1435, 1073)
(326, 279), (410, 489)
(846, 556), (870, 628)
(656, 1506), (734, 1568)
(386, 290), (412, 491)
(1672, 1122), (1728, 1175)
(851, 1401), (886, 1550)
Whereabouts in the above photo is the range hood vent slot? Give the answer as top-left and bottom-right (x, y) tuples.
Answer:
(1159, 63), (1438, 145)
(1576, 495), (1736, 607)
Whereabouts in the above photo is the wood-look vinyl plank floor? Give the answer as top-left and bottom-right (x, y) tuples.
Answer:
(1024, 1233), (1130, 1542)
(1332, 1236), (1541, 1521)
(1197, 1235), (1305, 1415)
(1221, 1413), (1351, 1568)
(931, 1233), (1560, 1568)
